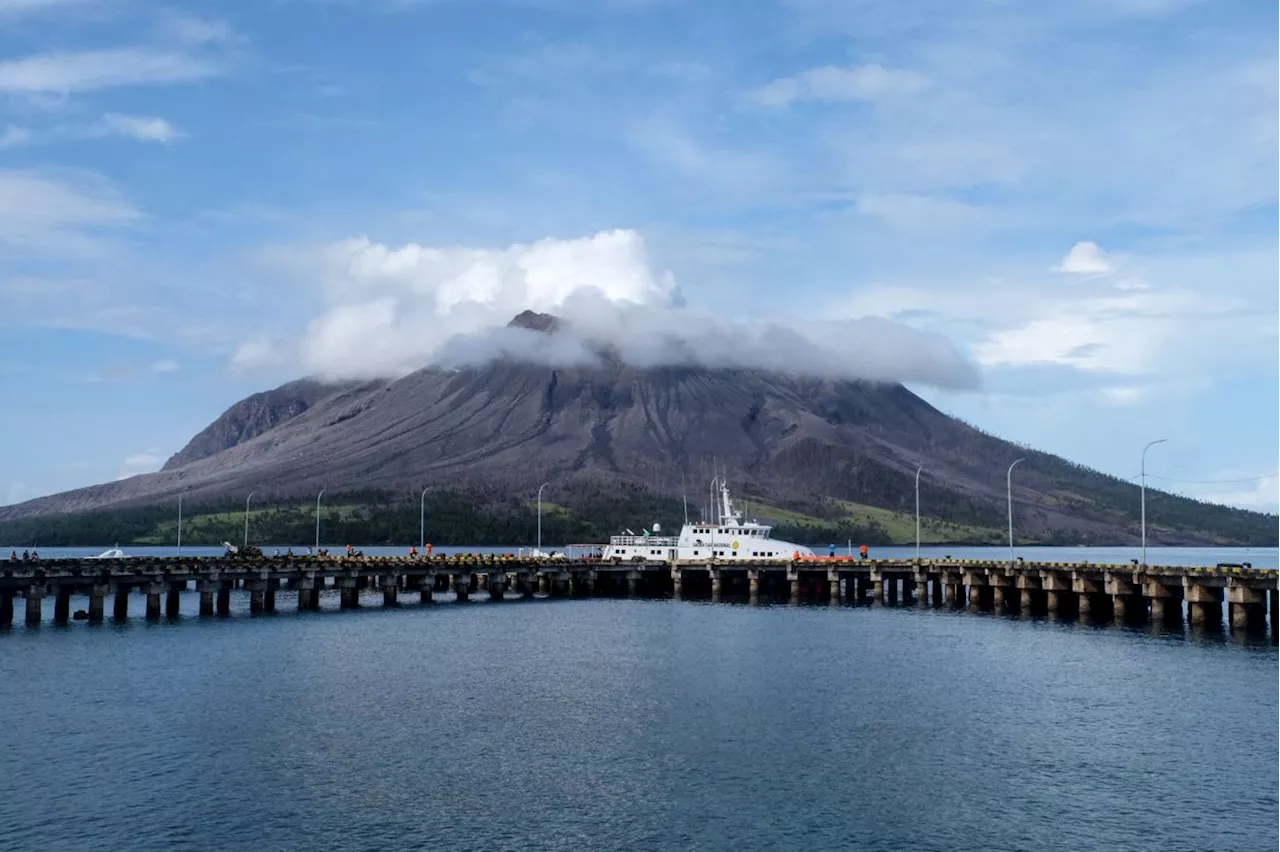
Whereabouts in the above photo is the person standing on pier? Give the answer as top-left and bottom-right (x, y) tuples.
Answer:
(860, 544), (869, 560)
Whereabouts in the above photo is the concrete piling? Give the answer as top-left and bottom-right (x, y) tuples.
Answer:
(0, 591), (13, 626)
(145, 583), (163, 620)
(197, 580), (216, 616)
(113, 588), (129, 621)
(249, 584), (266, 614)
(166, 584), (182, 618)
(88, 585), (108, 623)
(54, 586), (71, 624)
(1227, 586), (1265, 632)
(25, 586), (43, 626)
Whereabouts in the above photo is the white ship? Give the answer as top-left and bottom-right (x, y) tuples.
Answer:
(602, 480), (815, 563)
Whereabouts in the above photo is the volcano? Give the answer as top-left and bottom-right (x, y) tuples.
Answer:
(1, 312), (1272, 545)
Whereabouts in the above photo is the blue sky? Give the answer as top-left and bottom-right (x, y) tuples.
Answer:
(1, 0), (1276, 512)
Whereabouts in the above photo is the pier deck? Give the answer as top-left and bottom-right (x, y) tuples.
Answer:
(2, 555), (1276, 637)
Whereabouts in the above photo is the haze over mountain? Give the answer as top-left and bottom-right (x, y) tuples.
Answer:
(2, 313), (1273, 546)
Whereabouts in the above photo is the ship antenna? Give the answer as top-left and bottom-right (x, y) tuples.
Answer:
(682, 476), (689, 526)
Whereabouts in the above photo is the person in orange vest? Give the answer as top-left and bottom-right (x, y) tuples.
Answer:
(859, 544), (869, 560)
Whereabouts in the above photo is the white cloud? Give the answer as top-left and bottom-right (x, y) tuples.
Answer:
(0, 169), (139, 254)
(117, 450), (164, 480)
(1055, 241), (1113, 274)
(0, 0), (87, 15)
(4, 480), (32, 507)
(238, 229), (978, 389)
(0, 124), (32, 148)
(150, 359), (179, 374)
(91, 113), (181, 143)
(0, 48), (219, 93)
(854, 193), (985, 231)
(1180, 476), (1280, 514)
(749, 63), (930, 107)
(155, 13), (239, 45)
(1100, 386), (1146, 406)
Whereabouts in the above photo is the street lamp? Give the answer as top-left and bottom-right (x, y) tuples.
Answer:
(177, 492), (183, 557)
(1141, 438), (1168, 567)
(315, 488), (325, 552)
(536, 482), (549, 554)
(244, 491), (256, 549)
(420, 486), (430, 551)
(914, 465), (923, 562)
(1007, 458), (1026, 563)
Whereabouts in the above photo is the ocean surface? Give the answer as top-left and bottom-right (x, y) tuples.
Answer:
(1, 548), (1276, 852)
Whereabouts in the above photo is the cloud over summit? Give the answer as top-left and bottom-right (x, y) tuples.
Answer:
(237, 229), (978, 389)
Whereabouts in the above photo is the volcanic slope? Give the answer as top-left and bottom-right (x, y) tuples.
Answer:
(2, 351), (1273, 545)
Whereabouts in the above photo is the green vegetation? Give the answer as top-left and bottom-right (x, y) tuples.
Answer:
(0, 482), (1273, 548)
(742, 498), (1003, 547)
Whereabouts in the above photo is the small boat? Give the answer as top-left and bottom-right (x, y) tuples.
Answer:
(87, 547), (128, 559)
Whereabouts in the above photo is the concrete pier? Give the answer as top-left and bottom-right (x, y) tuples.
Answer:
(3, 554), (1274, 641)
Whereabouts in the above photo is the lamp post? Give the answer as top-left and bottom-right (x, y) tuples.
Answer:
(1141, 438), (1168, 567)
(244, 491), (256, 549)
(315, 488), (325, 552)
(420, 486), (430, 551)
(1007, 458), (1025, 563)
(536, 482), (549, 554)
(914, 465), (923, 562)
(176, 492), (183, 557)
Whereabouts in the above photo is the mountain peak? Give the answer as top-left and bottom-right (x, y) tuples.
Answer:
(507, 310), (561, 332)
